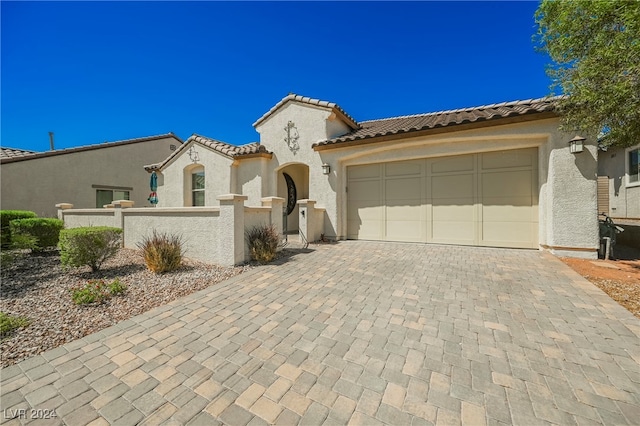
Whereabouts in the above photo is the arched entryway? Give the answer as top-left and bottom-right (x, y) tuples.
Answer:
(277, 163), (309, 234)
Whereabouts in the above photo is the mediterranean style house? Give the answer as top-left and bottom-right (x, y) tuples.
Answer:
(1, 134), (183, 217)
(141, 94), (599, 259)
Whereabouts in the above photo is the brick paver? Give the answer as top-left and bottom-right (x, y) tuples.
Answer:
(1, 241), (639, 425)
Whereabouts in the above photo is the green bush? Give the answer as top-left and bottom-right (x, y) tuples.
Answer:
(1, 210), (37, 248)
(0, 311), (29, 337)
(58, 227), (122, 272)
(246, 224), (280, 264)
(137, 231), (184, 274)
(10, 218), (64, 252)
(70, 278), (126, 305)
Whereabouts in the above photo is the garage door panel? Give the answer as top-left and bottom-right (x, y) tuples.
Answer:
(386, 203), (422, 221)
(347, 148), (537, 249)
(386, 161), (421, 177)
(348, 220), (382, 240)
(386, 220), (423, 241)
(432, 221), (475, 243)
(347, 201), (382, 221)
(349, 164), (381, 180)
(432, 203), (474, 221)
(482, 171), (532, 197)
(482, 150), (534, 169)
(385, 178), (421, 200)
(432, 175), (474, 198)
(432, 155), (474, 174)
(482, 222), (534, 247)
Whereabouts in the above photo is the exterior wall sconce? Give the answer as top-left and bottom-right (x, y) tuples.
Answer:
(569, 135), (585, 154)
(322, 163), (331, 175)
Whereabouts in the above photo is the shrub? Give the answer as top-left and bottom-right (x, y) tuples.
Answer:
(0, 311), (29, 337)
(0, 210), (37, 248)
(10, 218), (64, 252)
(246, 224), (280, 264)
(137, 231), (184, 274)
(70, 278), (126, 305)
(59, 227), (122, 272)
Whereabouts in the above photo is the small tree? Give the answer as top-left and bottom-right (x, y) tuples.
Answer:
(534, 0), (640, 148)
(58, 227), (122, 272)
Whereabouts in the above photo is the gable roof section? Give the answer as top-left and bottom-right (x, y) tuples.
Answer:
(313, 96), (560, 149)
(1, 147), (37, 159)
(0, 133), (183, 164)
(253, 93), (359, 130)
(144, 134), (272, 172)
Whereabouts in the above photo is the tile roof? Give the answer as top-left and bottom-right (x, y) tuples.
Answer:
(1, 147), (37, 159)
(313, 96), (561, 148)
(0, 133), (183, 164)
(253, 93), (359, 129)
(144, 134), (272, 172)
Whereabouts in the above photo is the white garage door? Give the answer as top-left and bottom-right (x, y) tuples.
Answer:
(347, 148), (538, 249)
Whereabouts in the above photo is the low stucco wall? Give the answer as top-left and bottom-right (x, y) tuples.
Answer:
(122, 208), (221, 264)
(58, 195), (286, 266)
(62, 209), (117, 228)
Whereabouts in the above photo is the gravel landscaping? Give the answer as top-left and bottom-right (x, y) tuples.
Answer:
(0, 248), (251, 368)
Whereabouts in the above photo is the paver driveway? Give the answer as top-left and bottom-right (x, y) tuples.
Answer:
(1, 241), (639, 425)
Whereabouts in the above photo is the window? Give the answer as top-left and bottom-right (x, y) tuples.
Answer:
(192, 171), (205, 206)
(96, 189), (130, 208)
(627, 146), (640, 186)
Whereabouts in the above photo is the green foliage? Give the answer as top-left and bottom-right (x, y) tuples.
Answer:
(246, 224), (280, 264)
(1, 233), (39, 268)
(0, 210), (37, 248)
(10, 218), (64, 252)
(534, 0), (640, 148)
(58, 227), (122, 272)
(0, 311), (30, 337)
(137, 231), (184, 274)
(70, 278), (126, 305)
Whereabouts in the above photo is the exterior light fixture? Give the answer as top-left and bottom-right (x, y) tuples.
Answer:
(322, 163), (331, 175)
(569, 135), (585, 154)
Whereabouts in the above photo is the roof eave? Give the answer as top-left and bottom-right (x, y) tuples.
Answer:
(313, 110), (559, 151)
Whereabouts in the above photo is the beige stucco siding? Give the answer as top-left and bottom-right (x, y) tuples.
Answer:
(598, 144), (640, 219)
(1, 137), (179, 217)
(156, 140), (233, 207)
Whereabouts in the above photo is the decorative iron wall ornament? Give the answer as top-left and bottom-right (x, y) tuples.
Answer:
(188, 146), (200, 163)
(284, 121), (300, 154)
(283, 173), (297, 215)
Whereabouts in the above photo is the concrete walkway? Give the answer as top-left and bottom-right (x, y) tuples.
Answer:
(1, 241), (639, 425)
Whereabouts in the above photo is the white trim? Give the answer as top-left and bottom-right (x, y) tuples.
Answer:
(625, 144), (640, 188)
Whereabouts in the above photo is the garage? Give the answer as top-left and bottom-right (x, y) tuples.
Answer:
(347, 147), (538, 249)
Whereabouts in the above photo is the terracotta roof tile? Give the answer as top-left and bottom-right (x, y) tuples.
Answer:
(144, 134), (271, 171)
(0, 147), (37, 159)
(313, 96), (560, 148)
(253, 93), (358, 129)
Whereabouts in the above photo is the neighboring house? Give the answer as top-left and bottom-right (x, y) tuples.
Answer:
(1, 133), (182, 217)
(145, 94), (599, 259)
(597, 143), (640, 219)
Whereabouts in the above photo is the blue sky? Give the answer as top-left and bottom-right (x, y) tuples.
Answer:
(1, 1), (552, 152)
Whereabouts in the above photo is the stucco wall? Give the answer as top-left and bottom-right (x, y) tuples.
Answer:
(234, 158), (267, 206)
(61, 209), (117, 228)
(253, 101), (598, 257)
(157, 141), (233, 207)
(598, 144), (640, 219)
(122, 208), (221, 263)
(1, 136), (179, 217)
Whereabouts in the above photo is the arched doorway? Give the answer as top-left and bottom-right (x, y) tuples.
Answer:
(277, 163), (309, 234)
